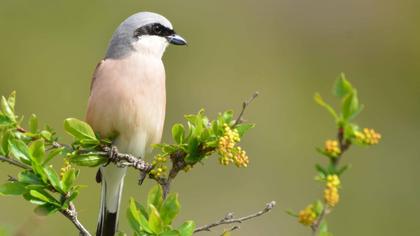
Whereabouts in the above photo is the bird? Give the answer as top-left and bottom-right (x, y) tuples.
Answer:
(85, 12), (187, 236)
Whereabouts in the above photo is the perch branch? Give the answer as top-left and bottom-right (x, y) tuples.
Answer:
(60, 201), (91, 236)
(194, 201), (276, 234)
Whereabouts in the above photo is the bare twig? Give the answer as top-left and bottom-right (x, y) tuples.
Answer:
(60, 201), (91, 236)
(220, 226), (240, 235)
(0, 155), (31, 170)
(194, 201), (276, 234)
(233, 92), (259, 127)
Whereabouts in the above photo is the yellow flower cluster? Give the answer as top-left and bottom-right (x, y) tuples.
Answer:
(298, 204), (318, 226)
(324, 175), (340, 207)
(218, 124), (249, 167)
(60, 160), (72, 178)
(324, 140), (341, 157)
(150, 155), (168, 177)
(355, 128), (381, 145)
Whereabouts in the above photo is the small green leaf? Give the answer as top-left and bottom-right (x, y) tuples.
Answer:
(43, 147), (64, 165)
(127, 198), (152, 234)
(45, 166), (63, 193)
(29, 190), (58, 206)
(7, 91), (16, 112)
(222, 111), (234, 124)
(8, 138), (31, 164)
(34, 203), (58, 216)
(0, 115), (11, 126)
(61, 168), (76, 193)
(314, 200), (324, 215)
(70, 153), (106, 167)
(29, 114), (38, 133)
(177, 221), (195, 236)
(148, 204), (164, 234)
(64, 118), (98, 142)
(314, 93), (339, 121)
(341, 90), (360, 121)
(29, 139), (45, 163)
(235, 123), (255, 137)
(172, 124), (185, 144)
(160, 193), (180, 225)
(1, 96), (15, 122)
(0, 182), (27, 195)
(18, 171), (43, 185)
(319, 220), (329, 234)
(334, 73), (353, 98)
(147, 185), (163, 210)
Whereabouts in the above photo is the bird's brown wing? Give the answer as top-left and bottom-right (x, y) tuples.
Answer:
(90, 59), (105, 91)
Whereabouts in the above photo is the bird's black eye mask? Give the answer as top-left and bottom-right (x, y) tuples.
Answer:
(134, 23), (175, 38)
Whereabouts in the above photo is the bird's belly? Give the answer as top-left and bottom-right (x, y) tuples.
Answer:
(86, 56), (166, 157)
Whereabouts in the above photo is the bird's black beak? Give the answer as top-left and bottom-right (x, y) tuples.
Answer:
(167, 34), (187, 46)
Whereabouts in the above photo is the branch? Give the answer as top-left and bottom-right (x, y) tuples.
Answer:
(0, 155), (31, 170)
(60, 201), (91, 236)
(194, 201), (276, 234)
(233, 92), (259, 127)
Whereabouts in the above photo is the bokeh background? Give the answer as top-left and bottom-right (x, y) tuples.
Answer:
(0, 0), (419, 235)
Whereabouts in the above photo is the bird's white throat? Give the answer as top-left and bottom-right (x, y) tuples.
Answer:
(133, 35), (169, 58)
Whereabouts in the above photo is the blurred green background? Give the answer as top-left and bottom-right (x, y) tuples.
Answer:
(0, 0), (419, 235)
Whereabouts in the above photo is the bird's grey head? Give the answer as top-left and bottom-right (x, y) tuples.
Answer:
(105, 12), (187, 59)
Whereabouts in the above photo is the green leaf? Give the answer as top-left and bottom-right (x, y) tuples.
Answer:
(29, 139), (45, 163)
(8, 138), (31, 164)
(319, 220), (329, 234)
(29, 114), (38, 133)
(127, 198), (152, 234)
(148, 204), (164, 234)
(61, 168), (76, 193)
(29, 190), (59, 206)
(64, 118), (98, 142)
(235, 123), (255, 137)
(341, 90), (360, 121)
(172, 124), (185, 144)
(333, 73), (353, 98)
(337, 164), (351, 176)
(18, 171), (43, 185)
(44, 166), (62, 193)
(147, 185), (163, 210)
(70, 153), (106, 167)
(34, 203), (58, 216)
(1, 96), (15, 122)
(314, 93), (339, 121)
(43, 147), (64, 165)
(0, 182), (27, 195)
(7, 91), (16, 112)
(160, 193), (180, 225)
(315, 164), (327, 179)
(177, 221), (195, 236)
(222, 111), (234, 124)
(314, 200), (324, 215)
(0, 115), (11, 126)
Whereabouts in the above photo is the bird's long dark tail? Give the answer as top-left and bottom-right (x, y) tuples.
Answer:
(96, 165), (127, 236)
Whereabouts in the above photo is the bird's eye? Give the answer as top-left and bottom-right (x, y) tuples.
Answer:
(153, 25), (162, 34)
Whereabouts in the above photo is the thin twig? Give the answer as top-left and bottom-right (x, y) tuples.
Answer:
(220, 226), (240, 235)
(233, 92), (259, 127)
(0, 155), (31, 170)
(194, 201), (276, 234)
(60, 201), (91, 236)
